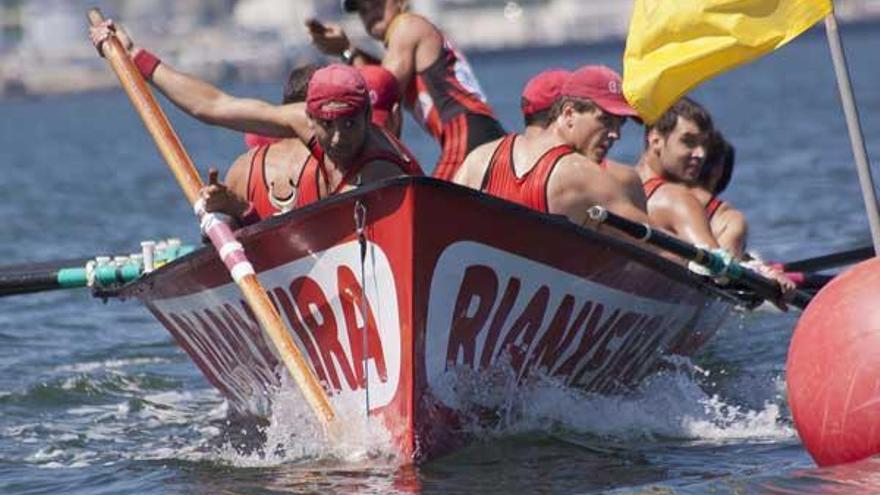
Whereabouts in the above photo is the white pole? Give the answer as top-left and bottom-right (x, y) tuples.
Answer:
(824, 14), (880, 254)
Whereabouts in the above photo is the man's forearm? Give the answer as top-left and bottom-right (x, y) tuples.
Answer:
(145, 57), (230, 126)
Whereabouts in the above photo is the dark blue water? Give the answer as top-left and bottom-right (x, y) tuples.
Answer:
(2, 23), (880, 494)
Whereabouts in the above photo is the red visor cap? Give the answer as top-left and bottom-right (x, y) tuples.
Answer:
(521, 69), (570, 117)
(306, 64), (370, 120)
(560, 65), (639, 118)
(358, 65), (400, 127)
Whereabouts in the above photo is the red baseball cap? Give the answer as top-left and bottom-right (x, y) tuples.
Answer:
(306, 64), (369, 120)
(560, 65), (639, 118)
(521, 69), (570, 117)
(358, 65), (399, 128)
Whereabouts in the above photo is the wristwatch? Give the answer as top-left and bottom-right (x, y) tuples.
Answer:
(341, 48), (355, 65)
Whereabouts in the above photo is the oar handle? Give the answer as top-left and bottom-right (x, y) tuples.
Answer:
(88, 8), (335, 425)
(88, 8), (202, 204)
(588, 206), (812, 309)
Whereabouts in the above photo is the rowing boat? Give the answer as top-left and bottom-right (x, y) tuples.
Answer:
(104, 176), (736, 463)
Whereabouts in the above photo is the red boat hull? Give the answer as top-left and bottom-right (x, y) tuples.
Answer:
(118, 178), (733, 463)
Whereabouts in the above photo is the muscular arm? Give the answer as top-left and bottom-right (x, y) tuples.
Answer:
(606, 161), (648, 212)
(381, 16), (422, 107)
(148, 63), (313, 142)
(650, 186), (721, 249)
(713, 206), (748, 259)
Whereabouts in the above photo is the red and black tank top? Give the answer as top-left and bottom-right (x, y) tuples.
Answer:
(246, 144), (311, 219)
(642, 176), (726, 220)
(388, 14), (497, 142)
(295, 129), (424, 208)
(480, 134), (576, 213)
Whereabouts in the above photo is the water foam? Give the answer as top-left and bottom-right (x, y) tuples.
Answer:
(436, 354), (795, 443)
(213, 374), (399, 468)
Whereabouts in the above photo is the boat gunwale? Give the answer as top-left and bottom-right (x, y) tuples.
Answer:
(100, 176), (742, 306)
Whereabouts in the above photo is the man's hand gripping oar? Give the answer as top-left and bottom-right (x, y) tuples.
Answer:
(87, 9), (335, 426)
(587, 206), (812, 310)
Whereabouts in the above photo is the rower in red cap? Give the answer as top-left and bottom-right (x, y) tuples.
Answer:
(196, 63), (422, 219)
(519, 67), (646, 209)
(306, 0), (506, 180)
(294, 63), (422, 206)
(89, 23), (419, 224)
(453, 66), (649, 228)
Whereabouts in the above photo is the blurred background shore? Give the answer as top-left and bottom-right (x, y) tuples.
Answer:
(2, 0), (880, 100)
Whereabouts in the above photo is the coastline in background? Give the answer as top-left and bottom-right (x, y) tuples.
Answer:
(1, 0), (880, 99)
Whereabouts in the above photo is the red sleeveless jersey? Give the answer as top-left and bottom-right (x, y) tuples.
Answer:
(642, 177), (726, 219)
(295, 129), (424, 208)
(246, 144), (311, 219)
(398, 18), (497, 141)
(480, 134), (576, 213)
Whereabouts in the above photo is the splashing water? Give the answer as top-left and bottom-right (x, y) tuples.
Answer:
(213, 373), (399, 468)
(432, 353), (795, 444)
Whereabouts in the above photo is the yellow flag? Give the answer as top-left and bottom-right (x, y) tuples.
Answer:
(623, 0), (833, 124)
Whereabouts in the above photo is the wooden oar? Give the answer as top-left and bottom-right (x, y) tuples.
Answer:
(87, 9), (335, 425)
(781, 245), (874, 273)
(587, 206), (812, 310)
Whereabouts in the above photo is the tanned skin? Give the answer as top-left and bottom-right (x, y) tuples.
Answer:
(454, 99), (649, 228)
(90, 20), (412, 216)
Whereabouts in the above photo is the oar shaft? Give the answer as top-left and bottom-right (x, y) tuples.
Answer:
(87, 10), (201, 204)
(589, 206), (811, 309)
(88, 9), (335, 424)
(783, 245), (874, 273)
(0, 270), (72, 296)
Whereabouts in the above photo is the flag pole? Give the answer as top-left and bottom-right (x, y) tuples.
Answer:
(824, 14), (880, 254)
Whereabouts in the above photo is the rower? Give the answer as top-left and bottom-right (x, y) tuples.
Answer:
(306, 0), (506, 180)
(453, 66), (649, 228)
(218, 64), (405, 225)
(637, 98), (720, 249)
(196, 64), (423, 216)
(202, 64), (319, 225)
(88, 22), (416, 223)
(687, 130), (748, 258)
(636, 98), (794, 291)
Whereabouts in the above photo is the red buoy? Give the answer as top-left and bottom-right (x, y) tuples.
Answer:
(787, 257), (880, 467)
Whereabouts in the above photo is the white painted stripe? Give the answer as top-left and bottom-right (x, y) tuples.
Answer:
(219, 241), (244, 261)
(193, 198), (206, 217)
(230, 262), (256, 282)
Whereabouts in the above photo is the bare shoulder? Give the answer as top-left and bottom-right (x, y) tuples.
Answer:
(605, 159), (647, 208)
(651, 181), (699, 210)
(452, 136), (505, 188)
(224, 147), (257, 197)
(546, 154), (610, 211)
(716, 202), (747, 225)
(550, 154), (609, 192)
(606, 159), (640, 188)
(387, 13), (436, 46)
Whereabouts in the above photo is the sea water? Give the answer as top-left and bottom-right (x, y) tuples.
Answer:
(2, 22), (880, 494)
